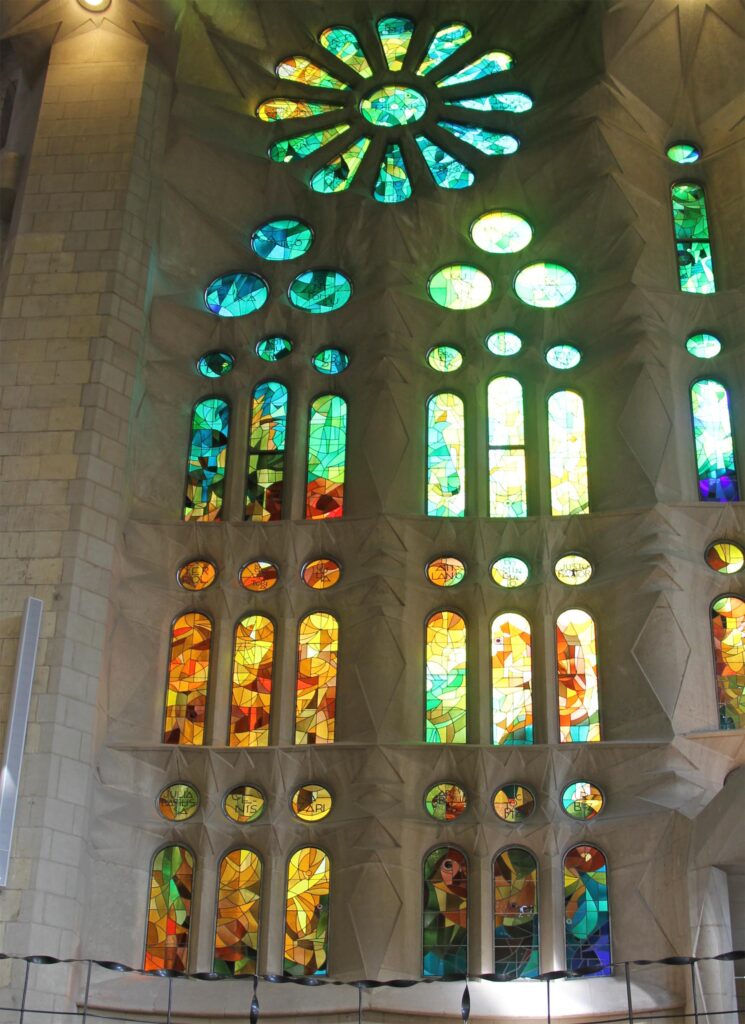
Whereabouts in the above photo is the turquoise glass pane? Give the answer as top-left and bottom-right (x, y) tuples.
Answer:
(427, 392), (465, 516)
(417, 23), (472, 76)
(360, 86), (427, 127)
(247, 381), (287, 522)
(415, 135), (474, 189)
(269, 123), (350, 163)
(667, 142), (700, 163)
(289, 271), (352, 314)
(251, 219), (313, 261)
(374, 143), (412, 204)
(428, 265), (492, 309)
(310, 137), (370, 194)
(690, 379), (739, 502)
(672, 183), (716, 294)
(377, 16), (414, 71)
(514, 263), (577, 308)
(686, 333), (721, 359)
(486, 331), (521, 356)
(447, 91), (532, 113)
(564, 846), (611, 975)
(437, 50), (513, 87)
(312, 348), (349, 374)
(546, 344), (581, 369)
(306, 395), (347, 519)
(256, 336), (292, 362)
(184, 398), (229, 522)
(319, 26), (372, 78)
(205, 273), (268, 317)
(437, 121), (519, 156)
(197, 351), (234, 378)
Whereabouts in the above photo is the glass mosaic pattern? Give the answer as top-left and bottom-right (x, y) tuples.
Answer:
(423, 847), (468, 976)
(436, 49), (513, 86)
(492, 613), (533, 745)
(711, 596), (745, 730)
(276, 56), (348, 90)
(197, 351), (234, 378)
(256, 336), (292, 362)
(427, 345), (463, 372)
(554, 554), (593, 586)
(548, 391), (589, 516)
(205, 273), (268, 317)
(312, 348), (348, 374)
(557, 610), (600, 743)
(471, 211), (532, 254)
(426, 610), (467, 744)
(494, 848), (539, 979)
(417, 23), (472, 76)
(686, 333), (721, 359)
(493, 785), (534, 823)
(690, 379), (739, 502)
(246, 381), (287, 522)
(291, 784), (333, 821)
(284, 847), (330, 976)
(374, 143), (412, 203)
(514, 262), (577, 307)
(177, 560), (216, 591)
(415, 135), (474, 189)
(488, 376), (526, 518)
(427, 393), (465, 517)
(361, 86), (427, 126)
(437, 120), (519, 156)
(486, 331), (521, 357)
(224, 786), (265, 824)
(214, 849), (262, 976)
(667, 142), (700, 163)
(672, 182), (716, 294)
(424, 783), (467, 821)
(183, 398), (228, 522)
(319, 26), (372, 78)
(705, 541), (744, 575)
(449, 91), (532, 113)
(310, 137), (371, 193)
(145, 846), (193, 972)
(230, 615), (274, 748)
(158, 783), (199, 822)
(296, 613), (338, 744)
(257, 98), (343, 122)
(562, 781), (604, 820)
(302, 558), (341, 590)
(491, 556), (529, 589)
(289, 270), (352, 313)
(564, 846), (611, 975)
(251, 219), (313, 261)
(239, 561), (279, 592)
(429, 264), (491, 309)
(426, 556), (466, 588)
(546, 344), (581, 370)
(163, 613), (211, 745)
(270, 124), (350, 163)
(378, 15), (414, 71)
(306, 395), (347, 520)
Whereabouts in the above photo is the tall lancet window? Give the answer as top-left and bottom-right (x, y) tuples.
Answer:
(144, 845), (194, 972)
(488, 376), (527, 517)
(427, 392), (466, 516)
(556, 609), (600, 743)
(671, 182), (716, 294)
(230, 614), (275, 747)
(711, 595), (745, 730)
(284, 847), (330, 976)
(564, 845), (611, 975)
(423, 846), (468, 976)
(184, 398), (229, 521)
(690, 379), (739, 502)
(295, 612), (338, 744)
(547, 391), (589, 516)
(213, 848), (262, 975)
(494, 847), (539, 978)
(425, 610), (467, 743)
(492, 612), (533, 744)
(306, 395), (347, 519)
(246, 381), (288, 521)
(163, 612), (212, 745)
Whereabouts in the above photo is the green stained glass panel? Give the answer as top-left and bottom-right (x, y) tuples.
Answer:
(426, 611), (467, 743)
(310, 136), (370, 193)
(488, 377), (526, 518)
(256, 336), (292, 362)
(437, 50), (513, 87)
(546, 344), (581, 370)
(377, 16), (414, 71)
(428, 265), (492, 310)
(197, 351), (234, 378)
(471, 211), (532, 253)
(205, 273), (268, 317)
(415, 136), (474, 190)
(416, 23), (472, 76)
(251, 219), (313, 261)
(319, 26), (372, 78)
(269, 123), (350, 163)
(486, 331), (521, 356)
(306, 395), (347, 519)
(374, 143), (412, 204)
(672, 183), (716, 294)
(494, 848), (539, 979)
(275, 56), (349, 90)
(289, 270), (352, 314)
(312, 348), (349, 374)
(246, 381), (287, 522)
(667, 142), (700, 163)
(447, 91), (532, 113)
(686, 333), (721, 359)
(360, 86), (427, 127)
(690, 379), (739, 501)
(437, 120), (519, 156)
(427, 346), (463, 372)
(427, 392), (465, 517)
(184, 398), (229, 522)
(257, 98), (343, 122)
(514, 263), (577, 308)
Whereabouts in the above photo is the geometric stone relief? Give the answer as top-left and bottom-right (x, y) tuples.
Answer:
(632, 595), (691, 720)
(618, 367), (673, 487)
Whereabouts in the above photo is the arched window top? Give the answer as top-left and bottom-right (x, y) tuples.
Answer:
(295, 612), (339, 745)
(426, 609), (467, 744)
(284, 846), (330, 977)
(184, 397), (229, 522)
(423, 845), (468, 977)
(711, 594), (745, 731)
(494, 845), (539, 979)
(164, 612), (212, 746)
(563, 844), (611, 975)
(214, 847), (262, 976)
(230, 614), (275, 748)
(144, 844), (194, 972)
(690, 378), (739, 502)
(427, 391), (466, 517)
(306, 394), (347, 520)
(492, 612), (533, 745)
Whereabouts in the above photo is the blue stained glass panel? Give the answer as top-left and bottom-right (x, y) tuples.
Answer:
(205, 273), (268, 317)
(289, 271), (352, 314)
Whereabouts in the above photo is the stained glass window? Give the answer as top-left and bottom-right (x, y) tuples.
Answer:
(275, 56), (348, 90)
(546, 344), (581, 370)
(428, 265), (492, 309)
(548, 391), (589, 516)
(415, 136), (474, 190)
(491, 556), (529, 589)
(494, 848), (539, 979)
(690, 379), (739, 502)
(296, 612), (338, 744)
(284, 847), (330, 976)
(448, 91), (532, 113)
(492, 613), (532, 745)
(561, 781), (604, 820)
(557, 610), (600, 743)
(417, 23), (472, 76)
(257, 98), (343, 122)
(686, 333), (721, 359)
(427, 393), (465, 516)
(289, 270), (352, 313)
(436, 50), (513, 87)
(158, 784), (199, 822)
(564, 846), (611, 975)
(667, 142), (700, 164)
(705, 541), (744, 575)
(246, 381), (287, 522)
(177, 560), (216, 591)
(319, 26), (372, 78)
(204, 273), (268, 317)
(306, 395), (347, 519)
(214, 849), (262, 976)
(377, 16), (414, 71)
(514, 263), (577, 307)
(427, 346), (463, 372)
(230, 615), (274, 748)
(239, 561), (279, 591)
(310, 137), (371, 194)
(302, 558), (341, 590)
(251, 219), (313, 261)
(374, 143), (412, 203)
(486, 331), (521, 357)
(256, 336), (292, 362)
(671, 182), (716, 294)
(424, 783), (467, 821)
(471, 211), (532, 254)
(312, 348), (348, 374)
(183, 398), (229, 522)
(223, 786), (265, 824)
(163, 613), (211, 745)
(423, 847), (468, 976)
(361, 87), (427, 127)
(144, 845), (193, 972)
(711, 596), (745, 730)
(493, 785), (535, 822)
(437, 121), (519, 156)
(488, 376), (527, 518)
(426, 610), (467, 744)
(269, 124), (350, 163)
(197, 351), (234, 378)
(291, 784), (333, 822)
(426, 556), (466, 588)
(554, 554), (593, 586)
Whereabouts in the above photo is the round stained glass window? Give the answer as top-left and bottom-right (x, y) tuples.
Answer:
(686, 332), (721, 359)
(360, 85), (427, 126)
(288, 270), (352, 314)
(427, 345), (463, 372)
(302, 558), (341, 590)
(239, 560), (279, 591)
(424, 782), (467, 821)
(470, 211), (533, 254)
(291, 784), (332, 821)
(177, 559), (217, 591)
(493, 784), (535, 823)
(197, 350), (234, 378)
(554, 554), (593, 586)
(491, 556), (529, 589)
(486, 330), (522, 356)
(514, 262), (577, 308)
(224, 785), (265, 823)
(666, 142), (701, 164)
(250, 218), (313, 261)
(561, 780), (604, 820)
(428, 264), (492, 310)
(705, 541), (744, 575)
(158, 783), (199, 822)
(546, 344), (581, 369)
(256, 336), (293, 361)
(312, 348), (349, 374)
(426, 556), (466, 587)
(205, 272), (269, 317)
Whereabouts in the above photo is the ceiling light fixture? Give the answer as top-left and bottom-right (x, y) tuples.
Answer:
(77, 0), (112, 12)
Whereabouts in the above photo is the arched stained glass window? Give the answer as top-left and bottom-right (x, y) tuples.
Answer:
(230, 615), (274, 747)
(163, 613), (211, 745)
(564, 845), (611, 975)
(671, 182), (716, 294)
(690, 380), (739, 502)
(488, 377), (526, 517)
(306, 395), (347, 519)
(426, 610), (467, 744)
(711, 596), (745, 730)
(423, 846), (468, 976)
(184, 398), (229, 522)
(494, 847), (539, 979)
(246, 381), (287, 521)
(548, 391), (589, 516)
(214, 849), (262, 975)
(296, 612), (338, 744)
(427, 393), (465, 516)
(144, 845), (193, 972)
(284, 847), (330, 976)
(492, 613), (533, 745)
(556, 610), (600, 743)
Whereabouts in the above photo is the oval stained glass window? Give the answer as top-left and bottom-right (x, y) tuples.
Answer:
(302, 558), (341, 590)
(493, 784), (535, 823)
(554, 554), (593, 586)
(256, 336), (293, 361)
(205, 273), (269, 317)
(424, 782), (467, 821)
(224, 785), (265, 823)
(251, 218), (313, 261)
(240, 561), (279, 592)
(312, 348), (349, 374)
(514, 263), (577, 308)
(686, 333), (721, 359)
(428, 265), (492, 309)
(491, 556), (529, 589)
(471, 211), (533, 254)
(158, 783), (200, 821)
(705, 541), (744, 574)
(360, 85), (427, 126)
(546, 344), (581, 370)
(486, 331), (521, 357)
(289, 270), (352, 314)
(561, 780), (604, 820)
(427, 346), (463, 372)
(197, 351), (234, 378)
(177, 560), (217, 591)
(666, 142), (701, 164)
(426, 556), (466, 588)
(291, 784), (333, 821)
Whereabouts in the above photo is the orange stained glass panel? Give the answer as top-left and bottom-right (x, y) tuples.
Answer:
(230, 615), (274, 747)
(295, 613), (338, 744)
(163, 613), (211, 745)
(144, 845), (193, 972)
(214, 849), (262, 976)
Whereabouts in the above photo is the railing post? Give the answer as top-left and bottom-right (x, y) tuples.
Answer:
(81, 959), (93, 1024)
(18, 960), (30, 1024)
(624, 962), (634, 1024)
